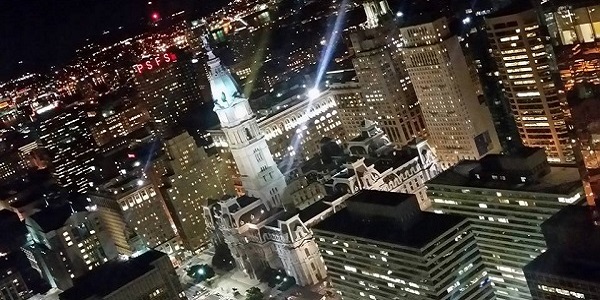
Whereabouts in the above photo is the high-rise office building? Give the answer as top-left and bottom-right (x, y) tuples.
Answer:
(463, 17), (523, 153)
(89, 99), (151, 147)
(313, 190), (494, 300)
(399, 17), (501, 167)
(207, 42), (286, 208)
(154, 130), (233, 252)
(348, 1), (427, 146)
(486, 7), (573, 163)
(0, 255), (32, 300)
(23, 198), (118, 290)
(59, 250), (186, 300)
(523, 205), (600, 300)
(36, 105), (97, 192)
(134, 50), (207, 137)
(0, 209), (46, 300)
(556, 42), (600, 91)
(326, 76), (364, 139)
(535, 1), (600, 46)
(427, 148), (585, 300)
(88, 168), (179, 257)
(567, 84), (600, 205)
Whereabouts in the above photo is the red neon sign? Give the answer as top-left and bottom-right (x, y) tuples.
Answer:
(133, 53), (178, 74)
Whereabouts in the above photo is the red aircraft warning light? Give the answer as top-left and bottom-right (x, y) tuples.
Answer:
(151, 12), (160, 21)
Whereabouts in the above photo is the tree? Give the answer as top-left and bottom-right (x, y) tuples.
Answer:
(245, 287), (264, 300)
(212, 243), (235, 271)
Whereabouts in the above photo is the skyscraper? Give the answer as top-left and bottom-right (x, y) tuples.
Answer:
(89, 98), (151, 148)
(88, 167), (179, 257)
(486, 7), (573, 163)
(36, 105), (97, 192)
(134, 50), (207, 137)
(313, 190), (494, 300)
(399, 17), (501, 167)
(348, 1), (427, 146)
(24, 198), (118, 290)
(427, 148), (585, 300)
(567, 84), (600, 205)
(523, 206), (600, 300)
(154, 130), (233, 252)
(207, 42), (286, 208)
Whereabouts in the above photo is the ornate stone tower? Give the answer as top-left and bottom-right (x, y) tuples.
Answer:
(206, 42), (286, 209)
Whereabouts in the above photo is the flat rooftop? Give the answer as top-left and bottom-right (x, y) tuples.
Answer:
(314, 191), (465, 249)
(428, 162), (582, 195)
(60, 250), (166, 300)
(524, 251), (600, 284)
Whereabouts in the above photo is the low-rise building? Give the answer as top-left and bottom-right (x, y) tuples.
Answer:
(203, 195), (344, 286)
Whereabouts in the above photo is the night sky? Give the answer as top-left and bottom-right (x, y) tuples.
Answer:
(0, 0), (224, 81)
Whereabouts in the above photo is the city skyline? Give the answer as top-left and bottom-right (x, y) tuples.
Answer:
(1, 0), (600, 299)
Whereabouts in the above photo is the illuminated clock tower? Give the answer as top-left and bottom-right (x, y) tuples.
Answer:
(206, 43), (286, 209)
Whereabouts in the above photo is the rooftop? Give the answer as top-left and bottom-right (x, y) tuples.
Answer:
(524, 251), (600, 284)
(349, 190), (416, 207)
(314, 191), (465, 249)
(60, 250), (166, 300)
(428, 162), (582, 195)
(28, 195), (89, 232)
(237, 195), (260, 209)
(487, 1), (533, 18)
(298, 200), (332, 223)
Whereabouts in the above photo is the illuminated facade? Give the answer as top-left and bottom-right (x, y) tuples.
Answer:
(328, 80), (364, 139)
(540, 3), (600, 46)
(325, 120), (440, 210)
(89, 169), (180, 257)
(210, 84), (349, 169)
(134, 51), (207, 137)
(89, 101), (151, 147)
(567, 84), (600, 205)
(427, 148), (585, 300)
(204, 43), (332, 286)
(203, 195), (331, 286)
(557, 43), (600, 91)
(486, 9), (573, 163)
(37, 106), (97, 192)
(349, 2), (427, 147)
(24, 201), (118, 290)
(313, 191), (494, 300)
(208, 42), (287, 208)
(154, 131), (234, 252)
(399, 18), (500, 167)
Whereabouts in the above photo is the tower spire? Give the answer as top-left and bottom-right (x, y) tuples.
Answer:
(204, 35), (242, 106)
(208, 51), (287, 209)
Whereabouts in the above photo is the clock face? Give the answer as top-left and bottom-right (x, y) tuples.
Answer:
(234, 105), (247, 120)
